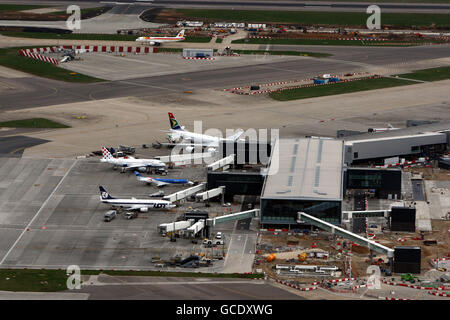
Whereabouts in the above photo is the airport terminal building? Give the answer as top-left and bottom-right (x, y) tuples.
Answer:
(260, 138), (344, 226)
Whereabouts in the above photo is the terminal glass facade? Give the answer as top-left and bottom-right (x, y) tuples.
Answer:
(260, 199), (341, 225)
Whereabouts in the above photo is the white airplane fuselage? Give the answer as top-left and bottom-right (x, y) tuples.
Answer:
(100, 197), (175, 210)
(100, 157), (164, 168)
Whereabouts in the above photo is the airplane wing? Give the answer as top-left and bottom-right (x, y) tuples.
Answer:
(225, 129), (244, 141)
(125, 205), (147, 211)
(153, 180), (168, 187)
(123, 163), (158, 170)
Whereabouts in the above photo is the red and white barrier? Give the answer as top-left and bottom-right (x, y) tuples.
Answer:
(379, 296), (411, 300)
(183, 57), (215, 60)
(381, 279), (449, 291)
(428, 291), (450, 297)
(19, 49), (59, 65)
(275, 279), (318, 291)
(328, 277), (356, 283)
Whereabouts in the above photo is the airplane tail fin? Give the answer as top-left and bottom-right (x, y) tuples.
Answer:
(177, 29), (185, 38)
(101, 146), (114, 160)
(99, 186), (114, 200)
(168, 112), (183, 131)
(226, 129), (244, 141)
(387, 123), (394, 129)
(134, 171), (142, 178)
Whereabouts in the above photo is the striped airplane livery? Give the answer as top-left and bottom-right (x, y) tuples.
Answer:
(136, 30), (185, 46)
(134, 171), (194, 187)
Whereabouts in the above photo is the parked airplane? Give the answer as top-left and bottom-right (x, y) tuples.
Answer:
(135, 30), (185, 46)
(58, 48), (90, 63)
(100, 147), (165, 172)
(165, 112), (244, 153)
(134, 171), (194, 187)
(368, 124), (400, 133)
(99, 186), (175, 211)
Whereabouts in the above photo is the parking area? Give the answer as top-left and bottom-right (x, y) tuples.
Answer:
(0, 156), (258, 272)
(52, 52), (304, 81)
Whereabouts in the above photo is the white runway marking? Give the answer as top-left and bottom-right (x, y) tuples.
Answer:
(96, 53), (171, 67)
(0, 160), (78, 265)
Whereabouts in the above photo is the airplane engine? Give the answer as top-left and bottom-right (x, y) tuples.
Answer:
(185, 146), (195, 153)
(138, 167), (147, 173)
(140, 207), (149, 213)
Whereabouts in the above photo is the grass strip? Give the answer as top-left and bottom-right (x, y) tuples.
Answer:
(0, 118), (69, 128)
(0, 4), (48, 12)
(0, 47), (104, 83)
(269, 77), (416, 101)
(395, 66), (450, 82)
(0, 31), (211, 43)
(177, 9), (450, 28)
(0, 268), (263, 292)
(232, 49), (332, 57)
(233, 38), (422, 47)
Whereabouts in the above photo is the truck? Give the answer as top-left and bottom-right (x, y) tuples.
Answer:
(104, 210), (116, 222)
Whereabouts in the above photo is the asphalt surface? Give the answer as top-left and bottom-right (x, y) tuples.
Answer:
(75, 276), (305, 300)
(0, 135), (50, 157)
(1, 44), (449, 111)
(3, 0), (450, 13)
(412, 179), (426, 201)
(0, 156), (254, 272)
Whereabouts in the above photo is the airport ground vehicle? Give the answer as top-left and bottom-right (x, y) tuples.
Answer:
(104, 210), (117, 222)
(125, 211), (138, 220)
(215, 232), (222, 239)
(203, 238), (224, 246)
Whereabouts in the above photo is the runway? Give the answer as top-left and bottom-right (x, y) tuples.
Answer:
(0, 43), (449, 111)
(2, 0), (450, 13)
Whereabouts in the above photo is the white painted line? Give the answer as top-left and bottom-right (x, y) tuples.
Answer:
(96, 53), (171, 67)
(118, 80), (179, 92)
(85, 280), (264, 286)
(0, 160), (78, 265)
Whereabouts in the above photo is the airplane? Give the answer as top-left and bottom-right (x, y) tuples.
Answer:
(57, 48), (90, 63)
(99, 186), (175, 212)
(100, 146), (166, 172)
(135, 29), (185, 46)
(134, 171), (194, 187)
(368, 123), (400, 133)
(165, 112), (244, 153)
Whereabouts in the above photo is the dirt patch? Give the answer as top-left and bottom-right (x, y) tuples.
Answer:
(404, 167), (450, 181)
(140, 8), (183, 23)
(0, 6), (111, 21)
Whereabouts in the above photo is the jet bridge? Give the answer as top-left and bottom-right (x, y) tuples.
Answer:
(206, 209), (260, 227)
(342, 210), (389, 219)
(181, 219), (206, 238)
(162, 183), (206, 203)
(158, 219), (195, 235)
(195, 186), (225, 203)
(297, 212), (394, 258)
(207, 154), (235, 171)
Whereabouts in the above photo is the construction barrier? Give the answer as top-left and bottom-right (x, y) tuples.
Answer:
(226, 74), (379, 95)
(19, 49), (59, 65)
(381, 279), (450, 291)
(275, 279), (318, 291)
(328, 277), (356, 284)
(428, 291), (450, 297)
(379, 296), (411, 300)
(183, 57), (215, 60)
